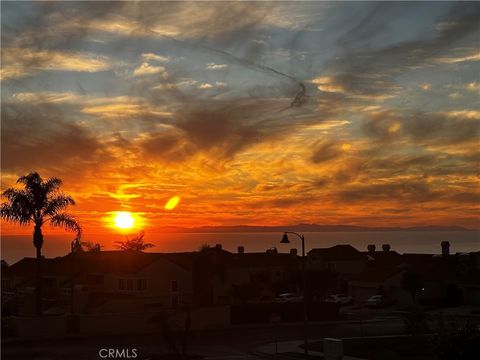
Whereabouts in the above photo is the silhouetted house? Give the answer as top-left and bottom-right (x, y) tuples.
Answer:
(220, 249), (300, 304)
(1, 260), (11, 291)
(1, 256), (72, 315)
(3, 251), (193, 315)
(349, 247), (480, 305)
(401, 251), (480, 306)
(307, 245), (366, 274)
(191, 245), (300, 305)
(75, 251), (193, 313)
(1, 260), (16, 310)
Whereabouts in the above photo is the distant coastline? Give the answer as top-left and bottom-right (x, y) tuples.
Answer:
(161, 224), (477, 233)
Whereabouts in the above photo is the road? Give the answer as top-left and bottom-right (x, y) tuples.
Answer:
(2, 318), (406, 360)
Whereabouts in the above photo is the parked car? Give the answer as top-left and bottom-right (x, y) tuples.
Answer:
(324, 294), (353, 305)
(366, 295), (394, 307)
(275, 293), (304, 303)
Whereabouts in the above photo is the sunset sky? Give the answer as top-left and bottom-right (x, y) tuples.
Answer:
(1, 1), (479, 237)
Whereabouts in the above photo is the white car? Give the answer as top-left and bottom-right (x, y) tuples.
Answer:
(275, 293), (304, 303)
(324, 294), (353, 305)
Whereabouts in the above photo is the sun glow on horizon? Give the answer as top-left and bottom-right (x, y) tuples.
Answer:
(113, 211), (135, 229)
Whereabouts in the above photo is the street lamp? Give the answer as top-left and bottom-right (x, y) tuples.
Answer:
(281, 231), (309, 357)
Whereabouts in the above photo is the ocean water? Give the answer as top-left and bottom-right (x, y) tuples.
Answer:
(1, 231), (479, 264)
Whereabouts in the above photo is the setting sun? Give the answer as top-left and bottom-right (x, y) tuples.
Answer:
(113, 212), (135, 229)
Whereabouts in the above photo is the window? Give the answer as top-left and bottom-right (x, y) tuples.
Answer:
(126, 279), (133, 291)
(171, 280), (178, 292)
(120, 278), (147, 291)
(327, 262), (336, 271)
(172, 295), (179, 309)
(62, 287), (72, 296)
(137, 279), (147, 291)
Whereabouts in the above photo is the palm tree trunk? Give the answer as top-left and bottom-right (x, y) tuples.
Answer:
(33, 225), (43, 316)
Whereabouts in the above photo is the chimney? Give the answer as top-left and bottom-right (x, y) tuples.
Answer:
(441, 241), (450, 257)
(215, 244), (222, 250)
(237, 246), (244, 254)
(266, 247), (278, 254)
(367, 244), (376, 253)
(382, 244), (390, 252)
(290, 248), (298, 256)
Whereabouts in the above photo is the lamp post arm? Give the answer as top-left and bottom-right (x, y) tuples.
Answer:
(284, 232), (305, 256)
(284, 231), (304, 240)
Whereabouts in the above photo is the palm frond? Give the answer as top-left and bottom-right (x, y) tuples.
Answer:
(16, 172), (47, 211)
(50, 213), (82, 237)
(42, 194), (75, 217)
(17, 172), (42, 186)
(0, 203), (31, 225)
(1, 188), (34, 225)
(43, 177), (63, 194)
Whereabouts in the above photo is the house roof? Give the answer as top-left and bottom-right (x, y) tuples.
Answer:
(227, 253), (300, 268)
(160, 252), (196, 270)
(6, 256), (69, 277)
(363, 250), (404, 267)
(6, 251), (193, 280)
(308, 245), (366, 261)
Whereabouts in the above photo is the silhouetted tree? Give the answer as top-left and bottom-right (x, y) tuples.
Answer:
(198, 243), (211, 252)
(1, 172), (81, 315)
(81, 241), (102, 252)
(114, 231), (154, 251)
(401, 272), (424, 304)
(192, 245), (226, 306)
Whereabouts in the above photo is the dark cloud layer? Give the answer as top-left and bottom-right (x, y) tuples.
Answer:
(1, 102), (105, 173)
(362, 111), (480, 146)
(139, 99), (305, 161)
(310, 140), (344, 164)
(326, 2), (480, 97)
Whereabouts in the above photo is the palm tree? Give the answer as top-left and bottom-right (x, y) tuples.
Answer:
(1, 172), (81, 315)
(114, 231), (154, 251)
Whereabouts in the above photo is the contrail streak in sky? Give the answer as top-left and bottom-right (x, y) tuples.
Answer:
(157, 33), (307, 108)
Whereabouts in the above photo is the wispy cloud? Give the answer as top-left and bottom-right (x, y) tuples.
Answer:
(207, 63), (228, 70)
(132, 63), (167, 77)
(1, 48), (113, 80)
